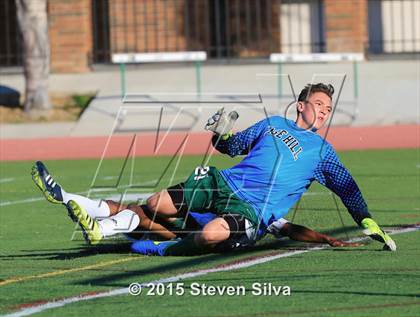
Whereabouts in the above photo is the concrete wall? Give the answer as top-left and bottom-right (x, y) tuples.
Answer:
(2, 60), (418, 139)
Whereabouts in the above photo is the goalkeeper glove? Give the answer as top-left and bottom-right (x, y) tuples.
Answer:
(205, 107), (239, 139)
(361, 218), (396, 251)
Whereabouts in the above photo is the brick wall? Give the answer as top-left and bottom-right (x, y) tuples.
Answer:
(108, 0), (186, 53)
(46, 0), (368, 73)
(107, 0), (278, 58)
(48, 0), (93, 73)
(324, 0), (368, 52)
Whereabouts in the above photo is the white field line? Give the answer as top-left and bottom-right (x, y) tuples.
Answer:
(0, 191), (87, 207)
(0, 178), (15, 184)
(3, 226), (419, 317)
(101, 176), (118, 180)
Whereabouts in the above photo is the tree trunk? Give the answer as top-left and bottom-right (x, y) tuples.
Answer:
(15, 0), (50, 113)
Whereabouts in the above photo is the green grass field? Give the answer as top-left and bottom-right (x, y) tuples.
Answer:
(1, 149), (419, 316)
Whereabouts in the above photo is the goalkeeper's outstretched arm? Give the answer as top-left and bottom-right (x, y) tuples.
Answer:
(314, 144), (371, 226)
(314, 144), (396, 251)
(274, 222), (361, 247)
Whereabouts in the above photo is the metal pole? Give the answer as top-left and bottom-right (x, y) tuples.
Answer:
(353, 61), (359, 99)
(120, 63), (126, 99)
(195, 61), (202, 96)
(277, 63), (282, 97)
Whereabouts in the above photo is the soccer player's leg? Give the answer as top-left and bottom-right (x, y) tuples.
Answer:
(31, 161), (65, 204)
(124, 203), (177, 240)
(131, 214), (258, 256)
(130, 185), (199, 255)
(31, 161), (177, 244)
(67, 200), (141, 245)
(198, 217), (231, 244)
(142, 166), (227, 224)
(129, 213), (216, 253)
(67, 185), (186, 244)
(131, 166), (239, 255)
(146, 186), (183, 217)
(76, 199), (185, 245)
(213, 214), (258, 252)
(31, 161), (111, 221)
(126, 211), (216, 242)
(119, 184), (189, 242)
(67, 200), (104, 245)
(131, 216), (230, 256)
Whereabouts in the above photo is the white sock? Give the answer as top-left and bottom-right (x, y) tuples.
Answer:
(97, 209), (140, 237)
(63, 193), (110, 219)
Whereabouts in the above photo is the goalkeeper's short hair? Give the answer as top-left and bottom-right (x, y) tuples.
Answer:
(298, 83), (334, 102)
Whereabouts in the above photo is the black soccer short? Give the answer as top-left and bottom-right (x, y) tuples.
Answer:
(215, 214), (258, 252)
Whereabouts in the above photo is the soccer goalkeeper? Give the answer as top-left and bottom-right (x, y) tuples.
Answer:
(129, 83), (396, 255)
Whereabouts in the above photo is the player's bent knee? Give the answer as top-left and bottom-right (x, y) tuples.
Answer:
(125, 204), (155, 230)
(127, 202), (141, 211)
(201, 229), (229, 245)
(105, 200), (127, 215)
(146, 193), (160, 212)
(146, 190), (177, 216)
(200, 221), (230, 245)
(126, 203), (146, 219)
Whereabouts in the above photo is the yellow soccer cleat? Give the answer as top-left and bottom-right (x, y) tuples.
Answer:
(66, 200), (103, 245)
(361, 218), (396, 251)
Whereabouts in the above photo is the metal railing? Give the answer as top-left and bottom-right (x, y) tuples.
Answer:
(368, 0), (420, 54)
(280, 0), (325, 54)
(0, 0), (22, 67)
(92, 0), (111, 63)
(92, 0), (325, 63)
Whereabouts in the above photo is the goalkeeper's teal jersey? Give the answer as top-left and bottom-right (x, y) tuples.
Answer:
(213, 116), (370, 228)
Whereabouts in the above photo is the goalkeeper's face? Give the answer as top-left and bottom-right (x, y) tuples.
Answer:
(297, 92), (332, 131)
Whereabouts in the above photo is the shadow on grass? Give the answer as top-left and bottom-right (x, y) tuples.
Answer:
(72, 227), (370, 287)
(2, 226), (366, 261)
(1, 225), (386, 288)
(0, 242), (132, 261)
(73, 251), (254, 287)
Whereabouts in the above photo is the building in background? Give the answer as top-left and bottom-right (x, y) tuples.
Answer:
(1, 0), (419, 73)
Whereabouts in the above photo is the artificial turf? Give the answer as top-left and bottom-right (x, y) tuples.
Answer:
(0, 149), (419, 316)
